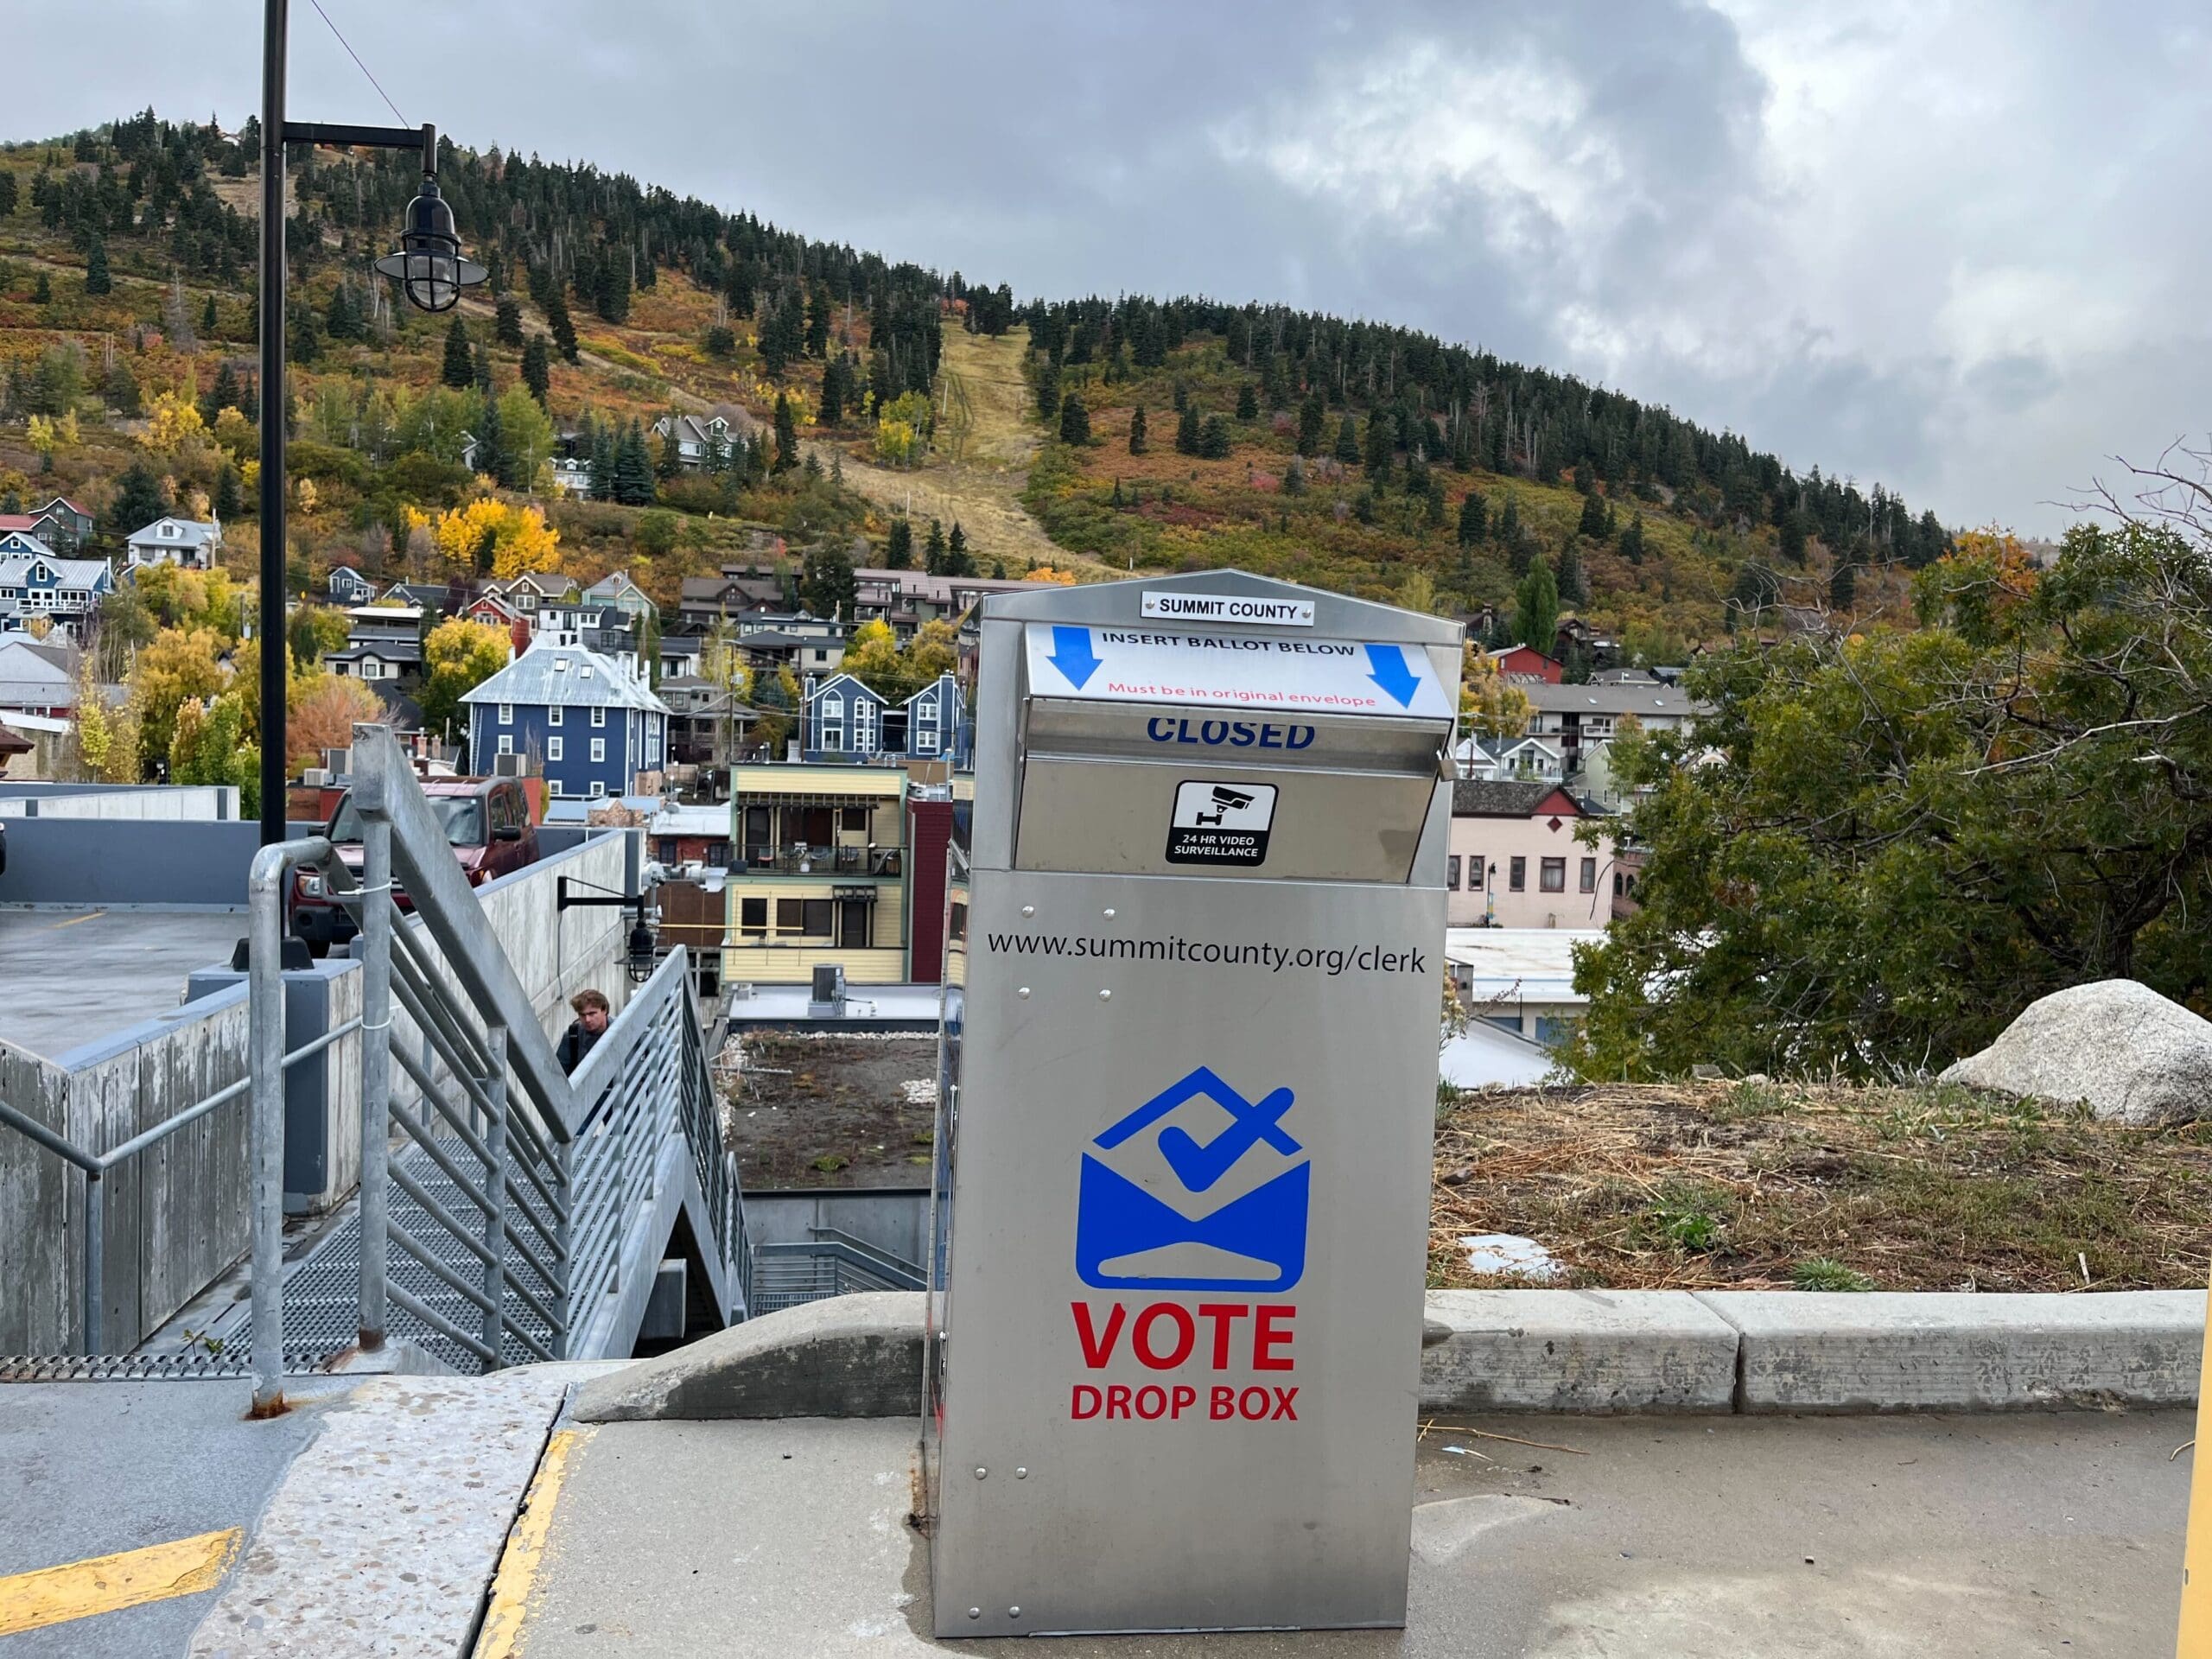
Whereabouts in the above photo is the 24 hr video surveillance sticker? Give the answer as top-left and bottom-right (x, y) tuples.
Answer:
(1166, 780), (1277, 868)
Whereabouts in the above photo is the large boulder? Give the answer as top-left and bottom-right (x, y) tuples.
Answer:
(1939, 980), (2212, 1125)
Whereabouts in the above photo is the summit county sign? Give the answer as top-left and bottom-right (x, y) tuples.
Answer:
(1023, 623), (1455, 720)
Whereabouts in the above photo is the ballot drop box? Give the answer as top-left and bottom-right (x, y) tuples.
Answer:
(926, 571), (1463, 1637)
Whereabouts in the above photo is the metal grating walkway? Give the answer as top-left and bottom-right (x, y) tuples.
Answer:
(209, 1136), (565, 1375)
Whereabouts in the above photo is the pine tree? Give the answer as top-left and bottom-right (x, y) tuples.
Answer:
(1363, 413), (1393, 484)
(819, 359), (843, 428)
(1236, 382), (1258, 421)
(1557, 544), (1587, 605)
(1198, 415), (1231, 460)
(200, 295), (219, 339)
(324, 282), (356, 341)
(1334, 415), (1360, 465)
(1175, 402), (1201, 456)
(441, 317), (474, 389)
(591, 421), (619, 501)
(84, 236), (111, 296)
(594, 257), (630, 324)
(521, 334), (550, 405)
(1282, 457), (1306, 497)
(1458, 489), (1486, 546)
(804, 285), (830, 357)
(475, 391), (509, 487)
(197, 360), (238, 427)
(1425, 477), (1446, 529)
(947, 521), (971, 575)
(1620, 511), (1647, 566)
(1297, 395), (1325, 458)
(213, 465), (241, 521)
(111, 461), (169, 531)
(655, 416), (683, 481)
(924, 518), (948, 575)
(495, 297), (524, 347)
(1034, 364), (1059, 423)
(772, 392), (798, 473)
(1128, 404), (1147, 454)
(885, 515), (913, 570)
(1829, 561), (1857, 611)
(1778, 512), (1807, 565)
(1577, 490), (1609, 540)
(1058, 394), (1090, 445)
(33, 271), (50, 304)
(545, 291), (579, 363)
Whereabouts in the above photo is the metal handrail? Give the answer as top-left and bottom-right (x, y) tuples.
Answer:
(235, 722), (753, 1401)
(0, 1016), (360, 1358)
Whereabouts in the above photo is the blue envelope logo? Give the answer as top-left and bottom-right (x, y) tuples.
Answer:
(1075, 1066), (1309, 1293)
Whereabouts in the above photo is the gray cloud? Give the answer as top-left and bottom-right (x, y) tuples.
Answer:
(12, 0), (2210, 531)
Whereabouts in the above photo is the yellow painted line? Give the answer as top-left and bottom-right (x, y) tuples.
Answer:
(47, 909), (107, 929)
(474, 1426), (591, 1658)
(0, 1526), (241, 1637)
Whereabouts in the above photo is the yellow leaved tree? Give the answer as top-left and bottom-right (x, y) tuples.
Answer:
(145, 391), (207, 455)
(431, 498), (560, 580)
(1460, 641), (1532, 739)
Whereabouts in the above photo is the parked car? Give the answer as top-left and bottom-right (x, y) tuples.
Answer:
(291, 777), (540, 954)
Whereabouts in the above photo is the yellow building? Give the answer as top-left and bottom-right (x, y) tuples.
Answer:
(721, 765), (912, 985)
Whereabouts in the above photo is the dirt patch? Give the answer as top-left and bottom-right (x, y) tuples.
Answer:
(721, 1033), (938, 1188)
(1431, 1080), (2212, 1293)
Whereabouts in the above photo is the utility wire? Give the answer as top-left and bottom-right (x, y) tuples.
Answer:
(305, 0), (410, 129)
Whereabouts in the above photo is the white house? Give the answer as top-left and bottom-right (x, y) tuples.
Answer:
(125, 516), (224, 570)
(1455, 733), (1565, 784)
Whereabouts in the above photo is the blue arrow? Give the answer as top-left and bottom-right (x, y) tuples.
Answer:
(1365, 643), (1421, 708)
(1046, 625), (1103, 690)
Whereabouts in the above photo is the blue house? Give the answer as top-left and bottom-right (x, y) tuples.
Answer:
(0, 535), (116, 640)
(800, 671), (970, 767)
(462, 642), (671, 801)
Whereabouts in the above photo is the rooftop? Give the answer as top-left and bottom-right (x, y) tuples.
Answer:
(1444, 926), (1603, 1002)
(1451, 779), (1579, 817)
(1522, 681), (1701, 717)
(0, 908), (247, 1060)
(462, 642), (670, 714)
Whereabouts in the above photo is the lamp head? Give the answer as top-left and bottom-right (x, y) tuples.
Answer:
(374, 178), (486, 314)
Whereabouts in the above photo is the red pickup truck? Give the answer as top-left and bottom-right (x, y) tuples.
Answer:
(291, 776), (540, 954)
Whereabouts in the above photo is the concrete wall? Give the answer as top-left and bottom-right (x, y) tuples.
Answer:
(0, 818), (324, 909)
(744, 1187), (929, 1268)
(0, 830), (632, 1356)
(0, 783), (238, 820)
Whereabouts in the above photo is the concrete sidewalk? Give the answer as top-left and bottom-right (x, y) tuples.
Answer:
(486, 1409), (2192, 1657)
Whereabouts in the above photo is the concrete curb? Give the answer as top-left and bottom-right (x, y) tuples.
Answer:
(1420, 1289), (1739, 1413)
(1696, 1290), (2207, 1413)
(573, 1292), (925, 1423)
(572, 1288), (2208, 1422)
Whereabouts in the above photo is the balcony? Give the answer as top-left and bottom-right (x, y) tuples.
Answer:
(735, 845), (903, 878)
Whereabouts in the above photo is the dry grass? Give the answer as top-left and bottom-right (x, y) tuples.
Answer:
(1429, 1080), (2212, 1293)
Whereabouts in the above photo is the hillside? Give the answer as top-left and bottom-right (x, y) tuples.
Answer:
(0, 111), (1950, 657)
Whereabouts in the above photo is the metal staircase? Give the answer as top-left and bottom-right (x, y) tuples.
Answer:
(228, 724), (751, 1404)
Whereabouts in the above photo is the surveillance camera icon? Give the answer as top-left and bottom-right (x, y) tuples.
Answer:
(1195, 786), (1255, 827)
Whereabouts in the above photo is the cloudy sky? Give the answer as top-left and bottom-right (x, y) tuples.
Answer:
(16, 1), (2210, 531)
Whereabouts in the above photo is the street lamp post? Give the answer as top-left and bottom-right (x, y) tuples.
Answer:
(257, 0), (483, 842)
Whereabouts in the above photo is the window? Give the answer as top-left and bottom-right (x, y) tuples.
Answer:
(589, 781), (605, 798)
(1509, 856), (1526, 892)
(741, 897), (768, 936)
(548, 706), (563, 727)
(499, 703), (513, 726)
(590, 738), (606, 763)
(774, 898), (836, 938)
(548, 779), (563, 797)
(592, 706), (607, 728)
(1446, 855), (1461, 889)
(854, 700), (878, 753)
(841, 806), (869, 834)
(497, 735), (514, 756)
(1467, 857), (1484, 890)
(1580, 857), (1597, 893)
(822, 723), (844, 753)
(547, 736), (563, 761)
(1541, 857), (1566, 893)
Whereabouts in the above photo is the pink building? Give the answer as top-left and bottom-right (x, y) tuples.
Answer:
(1446, 780), (1618, 930)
